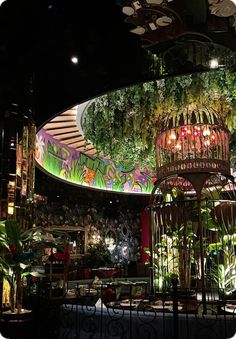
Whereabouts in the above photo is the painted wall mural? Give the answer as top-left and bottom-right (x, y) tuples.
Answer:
(35, 129), (155, 194)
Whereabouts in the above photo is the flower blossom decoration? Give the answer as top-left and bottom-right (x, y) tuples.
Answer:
(208, 0), (236, 27)
(35, 134), (45, 162)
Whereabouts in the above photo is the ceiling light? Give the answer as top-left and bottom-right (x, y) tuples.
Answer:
(0, 0), (6, 6)
(231, 0), (236, 5)
(122, 6), (135, 15)
(130, 26), (146, 35)
(209, 58), (219, 69)
(71, 56), (78, 64)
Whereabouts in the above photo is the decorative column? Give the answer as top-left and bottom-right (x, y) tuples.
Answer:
(0, 103), (35, 228)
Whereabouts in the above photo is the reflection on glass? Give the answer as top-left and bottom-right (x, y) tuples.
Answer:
(121, 244), (129, 258)
(105, 230), (116, 252)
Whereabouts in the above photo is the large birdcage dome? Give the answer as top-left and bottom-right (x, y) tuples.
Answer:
(156, 104), (230, 181)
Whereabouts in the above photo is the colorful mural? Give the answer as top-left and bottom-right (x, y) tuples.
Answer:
(35, 129), (155, 194)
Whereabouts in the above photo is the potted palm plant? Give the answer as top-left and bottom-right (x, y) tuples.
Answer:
(0, 219), (65, 317)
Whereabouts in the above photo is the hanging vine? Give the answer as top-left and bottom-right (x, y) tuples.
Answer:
(83, 70), (236, 170)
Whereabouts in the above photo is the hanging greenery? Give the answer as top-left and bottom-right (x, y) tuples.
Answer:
(83, 70), (236, 170)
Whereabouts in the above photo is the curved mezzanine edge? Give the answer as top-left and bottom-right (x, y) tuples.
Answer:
(35, 128), (155, 194)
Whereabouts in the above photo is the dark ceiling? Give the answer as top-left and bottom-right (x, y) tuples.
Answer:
(0, 0), (236, 127)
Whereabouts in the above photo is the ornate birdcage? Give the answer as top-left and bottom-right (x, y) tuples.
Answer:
(148, 102), (236, 312)
(156, 104), (230, 181)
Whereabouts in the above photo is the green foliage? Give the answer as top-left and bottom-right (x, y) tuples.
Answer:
(94, 171), (107, 190)
(43, 142), (62, 176)
(83, 70), (236, 170)
(0, 220), (66, 313)
(209, 250), (236, 293)
(138, 176), (154, 193)
(67, 160), (85, 184)
(84, 243), (112, 269)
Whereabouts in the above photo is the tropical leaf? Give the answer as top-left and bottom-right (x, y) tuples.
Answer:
(0, 219), (67, 312)
(5, 220), (22, 252)
(0, 256), (11, 274)
(19, 263), (28, 270)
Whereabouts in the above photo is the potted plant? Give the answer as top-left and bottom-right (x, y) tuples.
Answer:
(0, 219), (65, 318)
(82, 243), (112, 279)
(84, 243), (112, 269)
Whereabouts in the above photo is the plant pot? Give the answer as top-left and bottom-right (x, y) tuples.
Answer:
(0, 309), (33, 339)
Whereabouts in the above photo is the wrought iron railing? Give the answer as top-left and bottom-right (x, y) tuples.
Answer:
(57, 281), (236, 339)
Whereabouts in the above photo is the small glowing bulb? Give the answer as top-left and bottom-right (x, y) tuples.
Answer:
(170, 133), (176, 140)
(204, 140), (210, 146)
(209, 58), (219, 69)
(203, 129), (210, 137)
(175, 144), (181, 150)
(71, 56), (78, 64)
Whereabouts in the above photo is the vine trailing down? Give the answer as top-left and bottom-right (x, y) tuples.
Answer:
(83, 70), (236, 171)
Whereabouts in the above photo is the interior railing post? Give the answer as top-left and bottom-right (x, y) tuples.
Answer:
(172, 276), (179, 339)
